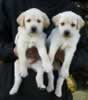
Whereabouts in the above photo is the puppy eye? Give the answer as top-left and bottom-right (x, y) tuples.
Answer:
(27, 19), (31, 22)
(37, 19), (41, 23)
(71, 23), (75, 27)
(61, 22), (65, 26)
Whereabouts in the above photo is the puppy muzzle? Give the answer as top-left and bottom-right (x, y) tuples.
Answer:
(63, 30), (71, 38)
(31, 26), (37, 33)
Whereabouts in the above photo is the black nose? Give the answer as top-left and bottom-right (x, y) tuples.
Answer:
(31, 26), (37, 33)
(64, 30), (70, 37)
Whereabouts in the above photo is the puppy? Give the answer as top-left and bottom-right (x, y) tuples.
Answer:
(9, 8), (53, 95)
(47, 11), (85, 97)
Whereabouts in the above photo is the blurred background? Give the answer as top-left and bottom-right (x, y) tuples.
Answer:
(73, 0), (88, 34)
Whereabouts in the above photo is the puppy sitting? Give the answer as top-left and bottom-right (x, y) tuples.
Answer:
(47, 11), (85, 97)
(9, 8), (53, 95)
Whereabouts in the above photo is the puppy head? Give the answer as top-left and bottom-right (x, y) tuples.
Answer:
(52, 11), (85, 37)
(17, 8), (50, 34)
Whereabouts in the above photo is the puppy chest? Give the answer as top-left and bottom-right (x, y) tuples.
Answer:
(28, 37), (40, 47)
(60, 39), (73, 50)
(22, 37), (38, 47)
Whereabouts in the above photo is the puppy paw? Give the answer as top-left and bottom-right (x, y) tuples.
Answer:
(55, 90), (62, 98)
(20, 70), (28, 78)
(36, 77), (46, 90)
(47, 85), (54, 92)
(9, 87), (18, 95)
(38, 84), (46, 90)
(37, 81), (46, 89)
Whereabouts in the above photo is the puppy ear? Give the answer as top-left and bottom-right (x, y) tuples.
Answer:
(77, 16), (85, 30)
(43, 13), (50, 28)
(17, 13), (25, 27)
(52, 14), (61, 26)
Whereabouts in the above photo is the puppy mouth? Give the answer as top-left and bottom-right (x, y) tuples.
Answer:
(64, 34), (71, 38)
(31, 32), (38, 34)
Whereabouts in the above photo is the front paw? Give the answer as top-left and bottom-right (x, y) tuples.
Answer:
(36, 76), (46, 90)
(37, 83), (46, 90)
(55, 89), (62, 98)
(9, 87), (18, 95)
(47, 84), (54, 92)
(20, 69), (28, 78)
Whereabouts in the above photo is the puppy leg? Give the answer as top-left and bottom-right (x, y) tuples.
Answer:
(55, 75), (64, 97)
(47, 71), (54, 92)
(9, 60), (22, 95)
(36, 71), (46, 89)
(19, 59), (28, 78)
(19, 52), (28, 78)
(46, 39), (60, 92)
(49, 41), (60, 64)
(32, 61), (46, 89)
(36, 68), (45, 89)
(17, 42), (28, 78)
(55, 48), (76, 97)
(36, 43), (53, 72)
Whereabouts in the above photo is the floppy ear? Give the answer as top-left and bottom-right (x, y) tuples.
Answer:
(52, 14), (61, 26)
(77, 16), (85, 30)
(43, 13), (50, 28)
(16, 13), (25, 27)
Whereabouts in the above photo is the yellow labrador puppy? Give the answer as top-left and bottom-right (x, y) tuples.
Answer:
(47, 11), (85, 97)
(9, 8), (53, 95)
